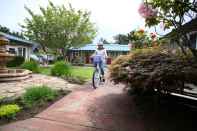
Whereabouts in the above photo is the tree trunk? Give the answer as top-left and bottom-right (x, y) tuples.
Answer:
(176, 40), (188, 56)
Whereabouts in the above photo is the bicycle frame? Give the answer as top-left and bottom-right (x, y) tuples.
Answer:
(92, 64), (103, 89)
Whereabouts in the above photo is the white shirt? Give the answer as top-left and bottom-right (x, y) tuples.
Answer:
(93, 49), (108, 63)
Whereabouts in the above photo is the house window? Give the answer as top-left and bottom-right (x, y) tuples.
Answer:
(17, 47), (26, 58)
(18, 48), (23, 56)
(190, 34), (197, 49)
(23, 48), (26, 58)
(196, 35), (197, 49)
(8, 48), (16, 54)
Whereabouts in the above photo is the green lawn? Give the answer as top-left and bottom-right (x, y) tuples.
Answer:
(40, 66), (94, 80)
(39, 67), (51, 76)
(71, 66), (94, 80)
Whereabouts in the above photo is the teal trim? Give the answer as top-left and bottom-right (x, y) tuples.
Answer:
(0, 32), (39, 47)
(70, 43), (130, 52)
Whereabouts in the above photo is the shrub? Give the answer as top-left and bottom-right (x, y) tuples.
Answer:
(0, 104), (21, 118)
(7, 56), (25, 67)
(22, 86), (57, 107)
(51, 61), (71, 77)
(109, 47), (197, 94)
(21, 61), (40, 73)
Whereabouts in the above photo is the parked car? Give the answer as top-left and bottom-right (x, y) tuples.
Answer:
(30, 54), (55, 64)
(40, 54), (55, 63)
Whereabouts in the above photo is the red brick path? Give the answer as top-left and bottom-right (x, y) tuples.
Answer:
(0, 83), (145, 131)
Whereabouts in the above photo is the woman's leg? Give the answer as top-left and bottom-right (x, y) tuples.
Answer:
(94, 62), (97, 70)
(99, 61), (104, 76)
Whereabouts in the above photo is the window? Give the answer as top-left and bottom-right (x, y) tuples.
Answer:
(17, 47), (26, 57)
(190, 34), (197, 49)
(23, 48), (26, 58)
(8, 48), (16, 54)
(18, 48), (23, 56)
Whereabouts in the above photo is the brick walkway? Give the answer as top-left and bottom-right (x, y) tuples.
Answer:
(0, 82), (146, 131)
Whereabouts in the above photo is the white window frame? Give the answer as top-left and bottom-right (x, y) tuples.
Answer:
(196, 35), (197, 49)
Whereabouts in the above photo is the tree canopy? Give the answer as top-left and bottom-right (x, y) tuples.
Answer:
(99, 37), (111, 44)
(21, 1), (97, 53)
(113, 34), (129, 45)
(0, 25), (25, 39)
(139, 0), (197, 57)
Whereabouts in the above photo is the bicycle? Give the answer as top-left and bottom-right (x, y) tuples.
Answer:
(92, 62), (105, 89)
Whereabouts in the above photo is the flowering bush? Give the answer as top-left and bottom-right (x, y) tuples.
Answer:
(128, 29), (158, 48)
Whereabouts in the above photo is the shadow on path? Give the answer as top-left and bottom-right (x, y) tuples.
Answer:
(1, 83), (197, 131)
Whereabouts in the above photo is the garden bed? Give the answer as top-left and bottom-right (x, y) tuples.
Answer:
(0, 89), (70, 126)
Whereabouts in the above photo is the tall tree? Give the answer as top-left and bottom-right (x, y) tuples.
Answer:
(139, 0), (197, 57)
(21, 1), (97, 54)
(113, 34), (129, 44)
(0, 25), (10, 33)
(99, 37), (110, 44)
(0, 25), (25, 39)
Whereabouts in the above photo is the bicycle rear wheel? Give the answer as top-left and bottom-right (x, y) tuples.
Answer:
(92, 69), (101, 89)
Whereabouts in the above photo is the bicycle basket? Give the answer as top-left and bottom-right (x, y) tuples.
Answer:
(93, 55), (102, 63)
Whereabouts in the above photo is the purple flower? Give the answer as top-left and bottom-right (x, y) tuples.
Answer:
(138, 3), (157, 19)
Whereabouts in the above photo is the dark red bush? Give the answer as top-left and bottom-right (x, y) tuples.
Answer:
(109, 47), (197, 93)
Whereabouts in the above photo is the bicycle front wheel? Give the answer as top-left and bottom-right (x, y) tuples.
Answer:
(92, 70), (101, 89)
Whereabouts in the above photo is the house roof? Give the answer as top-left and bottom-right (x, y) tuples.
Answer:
(180, 18), (197, 33)
(165, 18), (197, 38)
(70, 43), (130, 52)
(0, 32), (39, 47)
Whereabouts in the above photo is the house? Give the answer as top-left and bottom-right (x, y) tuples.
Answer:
(164, 18), (197, 50)
(0, 32), (39, 60)
(69, 43), (130, 64)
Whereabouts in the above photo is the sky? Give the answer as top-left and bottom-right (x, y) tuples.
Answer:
(0, 0), (155, 43)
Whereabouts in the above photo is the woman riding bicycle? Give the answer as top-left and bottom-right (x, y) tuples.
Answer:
(91, 42), (108, 81)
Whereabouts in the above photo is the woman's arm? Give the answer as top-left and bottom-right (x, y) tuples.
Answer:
(104, 49), (108, 59)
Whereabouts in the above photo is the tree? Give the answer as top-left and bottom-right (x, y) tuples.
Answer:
(21, 1), (97, 55)
(139, 0), (197, 57)
(113, 34), (129, 44)
(0, 25), (10, 33)
(99, 37), (110, 44)
(0, 25), (25, 39)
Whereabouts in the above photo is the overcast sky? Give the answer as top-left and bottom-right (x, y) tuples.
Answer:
(0, 0), (154, 42)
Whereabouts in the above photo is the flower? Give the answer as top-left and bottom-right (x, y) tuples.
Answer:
(138, 3), (157, 19)
(150, 33), (157, 40)
(138, 29), (145, 33)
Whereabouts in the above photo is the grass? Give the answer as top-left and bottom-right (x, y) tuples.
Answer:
(40, 66), (94, 80)
(40, 67), (51, 75)
(71, 66), (94, 80)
